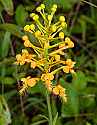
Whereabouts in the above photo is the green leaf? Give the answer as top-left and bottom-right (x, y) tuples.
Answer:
(43, 0), (78, 10)
(0, 77), (15, 85)
(0, 24), (24, 37)
(15, 5), (28, 26)
(28, 81), (47, 96)
(0, 31), (11, 58)
(52, 112), (58, 125)
(0, 96), (11, 125)
(0, 0), (13, 15)
(31, 119), (47, 125)
(61, 84), (79, 116)
(72, 71), (87, 91)
(86, 122), (91, 125)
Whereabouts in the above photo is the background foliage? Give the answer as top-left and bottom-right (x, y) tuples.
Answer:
(0, 0), (97, 125)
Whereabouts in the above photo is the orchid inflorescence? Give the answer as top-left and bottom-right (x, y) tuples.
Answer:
(16, 4), (76, 102)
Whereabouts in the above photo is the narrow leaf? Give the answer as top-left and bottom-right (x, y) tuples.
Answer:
(0, 0), (13, 15)
(15, 5), (28, 26)
(0, 24), (24, 37)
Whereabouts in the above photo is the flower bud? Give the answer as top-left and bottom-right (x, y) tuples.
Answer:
(51, 4), (57, 12)
(51, 7), (57, 12)
(22, 49), (28, 54)
(30, 13), (35, 18)
(48, 15), (52, 21)
(24, 25), (30, 31)
(35, 30), (41, 37)
(65, 37), (74, 48)
(33, 14), (39, 21)
(61, 22), (67, 28)
(51, 25), (57, 32)
(59, 32), (64, 39)
(59, 16), (65, 22)
(36, 7), (41, 12)
(40, 4), (45, 9)
(30, 24), (35, 31)
(53, 4), (57, 9)
(22, 35), (28, 41)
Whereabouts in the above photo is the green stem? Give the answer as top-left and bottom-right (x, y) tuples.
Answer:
(44, 41), (49, 71)
(51, 66), (65, 75)
(46, 91), (53, 125)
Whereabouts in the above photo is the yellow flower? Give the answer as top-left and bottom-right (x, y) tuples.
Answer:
(55, 55), (60, 61)
(41, 74), (54, 92)
(63, 66), (70, 73)
(33, 14), (39, 21)
(36, 6), (41, 12)
(16, 54), (25, 65)
(30, 24), (35, 31)
(24, 25), (30, 32)
(61, 22), (67, 28)
(51, 4), (57, 12)
(15, 3), (75, 102)
(22, 35), (32, 47)
(57, 85), (65, 96)
(52, 84), (67, 102)
(16, 49), (33, 65)
(22, 49), (33, 62)
(65, 59), (75, 68)
(65, 37), (74, 48)
(35, 30), (41, 37)
(19, 76), (38, 94)
(41, 73), (54, 81)
(59, 32), (64, 39)
(21, 76), (38, 87)
(40, 4), (45, 9)
(45, 80), (53, 92)
(58, 85), (67, 101)
(24, 40), (32, 47)
(59, 16), (65, 22)
(22, 35), (28, 41)
(30, 13), (35, 18)
(51, 25), (57, 32)
(31, 61), (37, 69)
(63, 59), (76, 73)
(48, 15), (52, 21)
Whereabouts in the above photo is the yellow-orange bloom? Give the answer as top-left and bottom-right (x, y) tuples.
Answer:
(16, 54), (25, 65)
(63, 66), (70, 73)
(41, 73), (54, 92)
(31, 61), (37, 69)
(41, 73), (54, 82)
(22, 35), (32, 47)
(35, 30), (41, 37)
(45, 80), (53, 92)
(16, 49), (33, 65)
(52, 84), (67, 102)
(22, 49), (33, 61)
(65, 59), (76, 68)
(24, 40), (32, 47)
(59, 32), (64, 39)
(63, 59), (76, 73)
(65, 37), (74, 48)
(21, 76), (38, 87)
(22, 35), (28, 41)
(55, 55), (60, 61)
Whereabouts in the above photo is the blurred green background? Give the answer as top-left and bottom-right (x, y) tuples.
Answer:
(0, 0), (97, 125)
